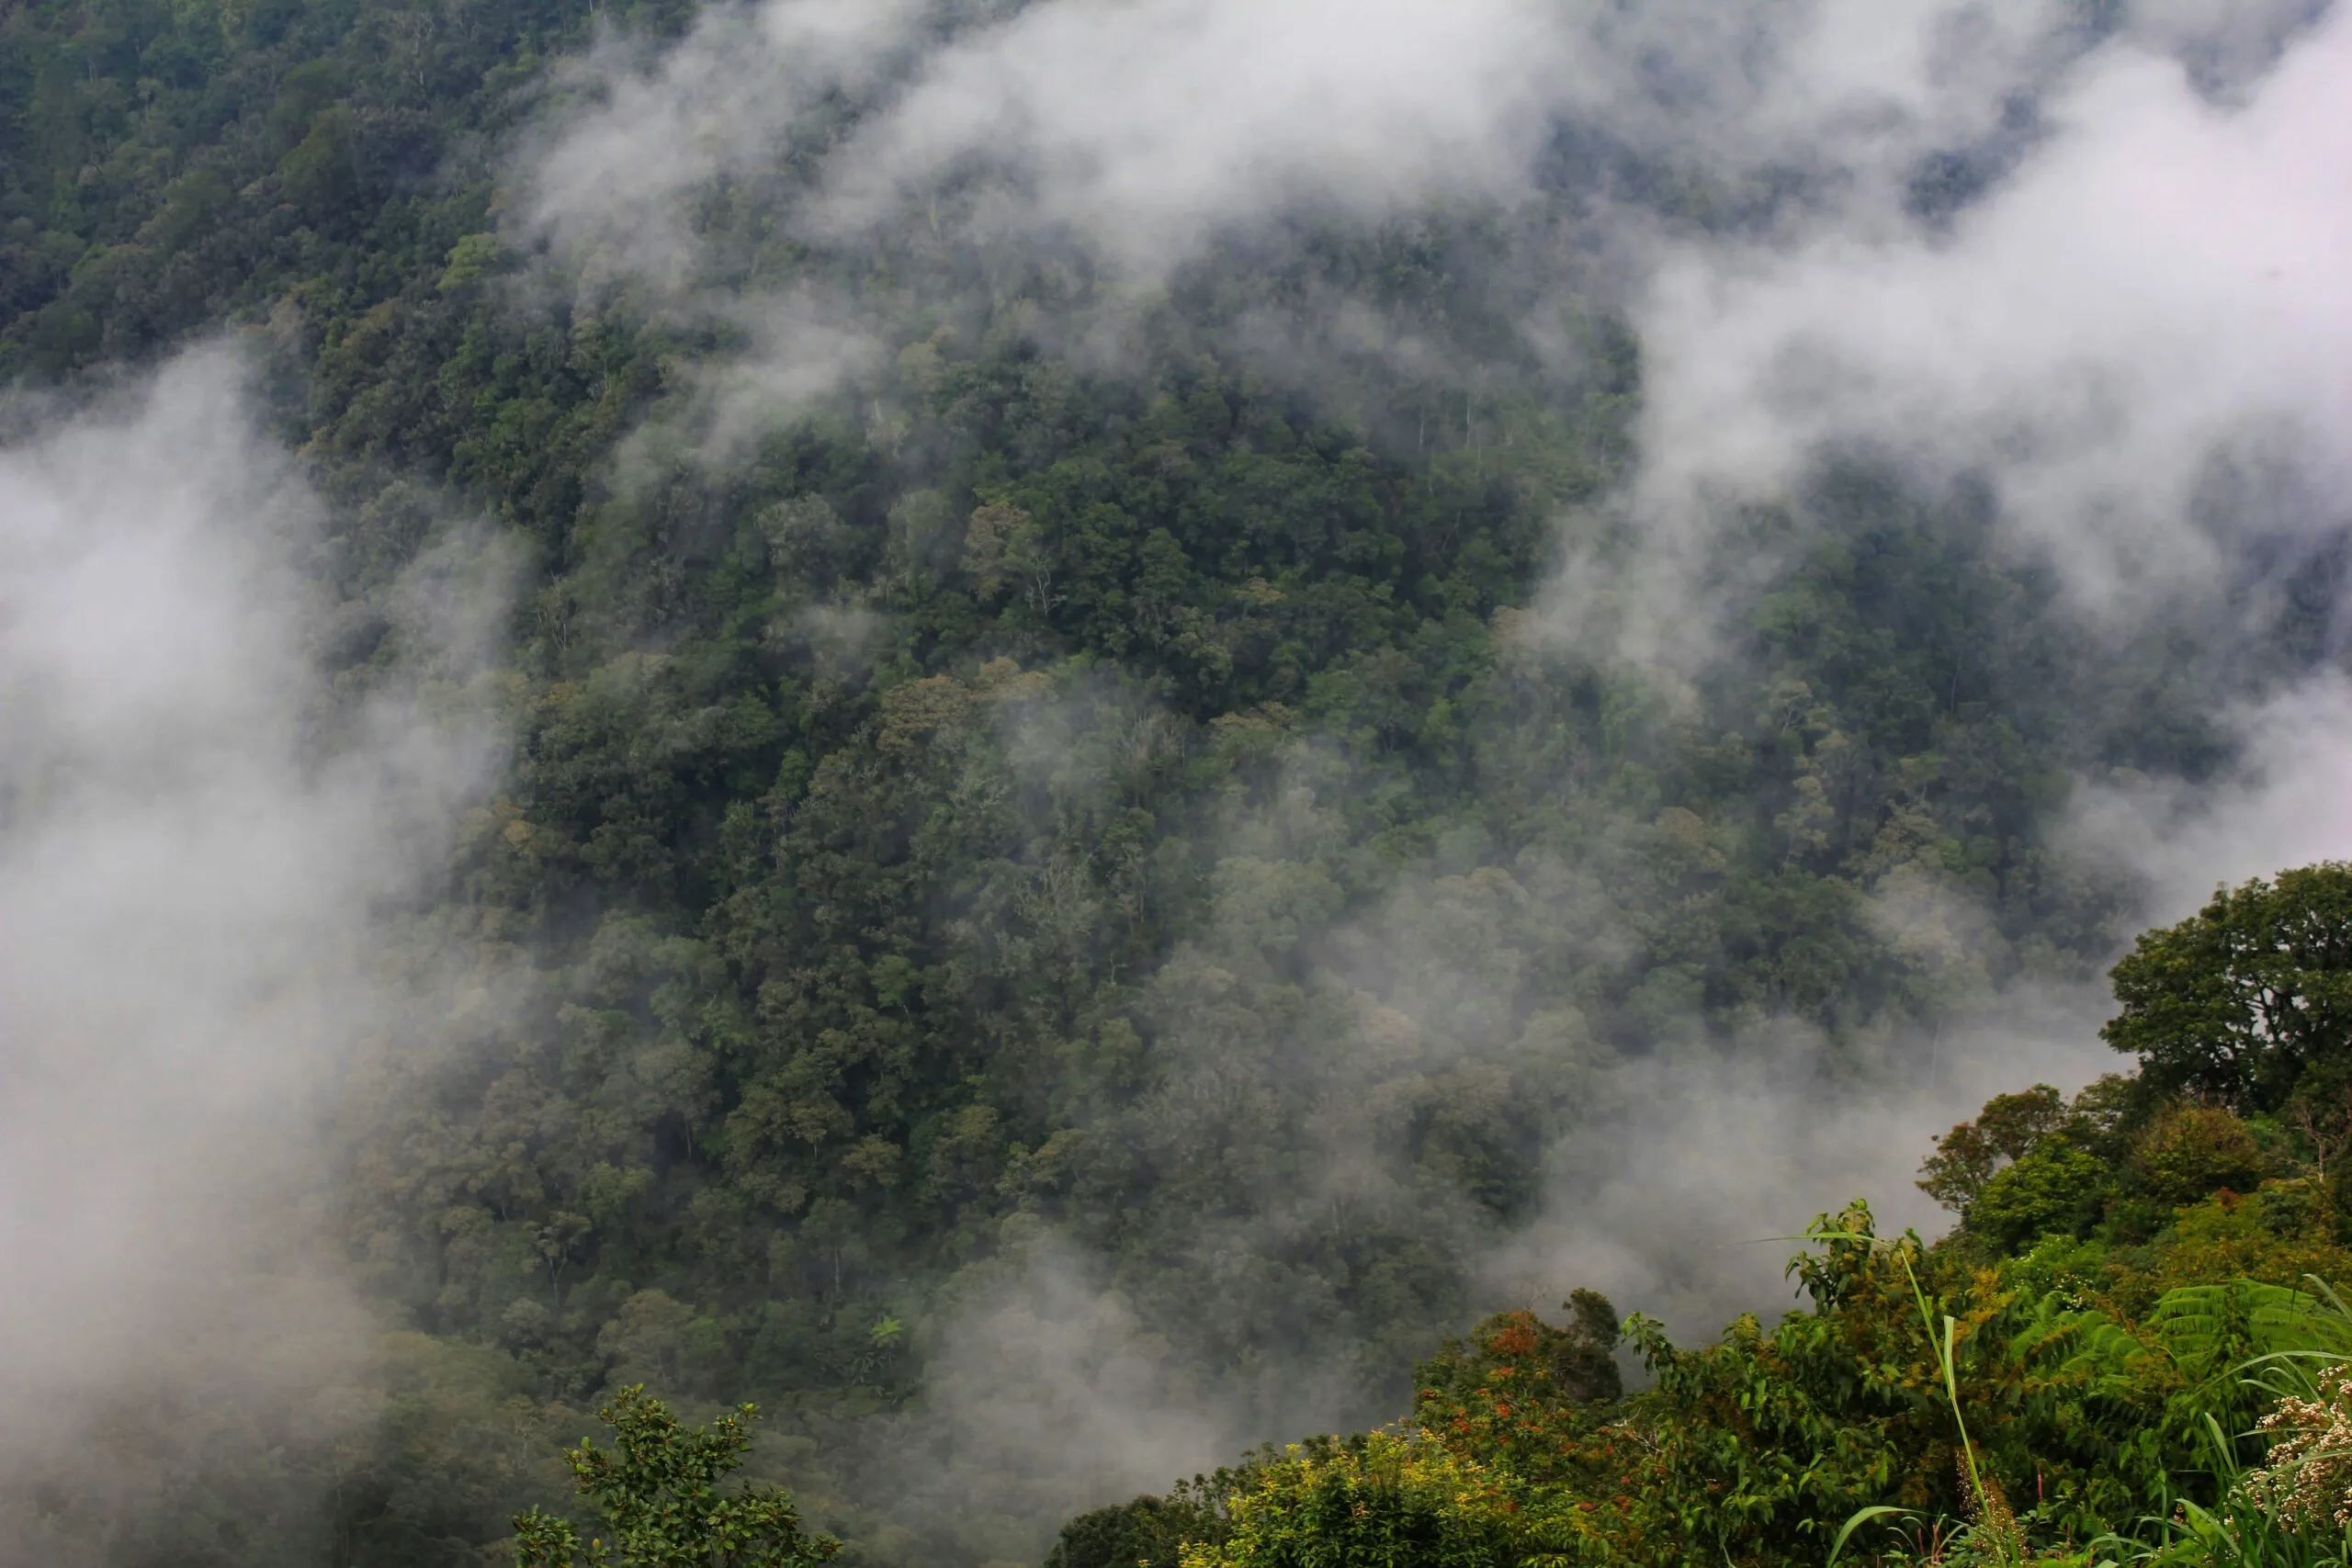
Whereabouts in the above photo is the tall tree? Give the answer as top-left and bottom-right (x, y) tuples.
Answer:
(2103, 863), (2352, 1110)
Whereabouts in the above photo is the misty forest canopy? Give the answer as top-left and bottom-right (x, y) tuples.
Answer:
(3, 0), (2351, 1564)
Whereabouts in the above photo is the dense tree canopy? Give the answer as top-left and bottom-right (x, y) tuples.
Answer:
(3, 0), (2349, 1563)
(2104, 863), (2352, 1111)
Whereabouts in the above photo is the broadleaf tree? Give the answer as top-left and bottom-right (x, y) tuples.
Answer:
(2103, 863), (2352, 1110)
(512, 1386), (839, 1568)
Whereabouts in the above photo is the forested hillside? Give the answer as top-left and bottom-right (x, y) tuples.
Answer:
(2, 0), (2347, 1564)
(1051, 866), (2352, 1568)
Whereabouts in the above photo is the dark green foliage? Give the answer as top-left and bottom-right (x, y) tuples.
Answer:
(0, 0), (582, 379)
(1553, 1290), (1624, 1404)
(8, 0), (2352, 1559)
(1044, 1492), (1226, 1568)
(1918, 1084), (2072, 1211)
(2105, 863), (2352, 1110)
(1918, 1073), (2284, 1253)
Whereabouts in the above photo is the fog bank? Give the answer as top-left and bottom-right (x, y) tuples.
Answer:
(0, 349), (505, 1559)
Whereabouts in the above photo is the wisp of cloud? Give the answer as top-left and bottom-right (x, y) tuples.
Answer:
(0, 348), (504, 1562)
(496, 0), (2352, 1551)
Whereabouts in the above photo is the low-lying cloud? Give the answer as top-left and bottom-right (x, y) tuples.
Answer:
(0, 349), (506, 1560)
(1598, 4), (2352, 657)
(488, 0), (2352, 1549)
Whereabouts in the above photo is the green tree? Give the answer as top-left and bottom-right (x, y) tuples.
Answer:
(1967, 1139), (2107, 1249)
(1917, 1085), (2067, 1212)
(2103, 863), (2352, 1110)
(512, 1387), (838, 1568)
(1046, 1492), (1226, 1568)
